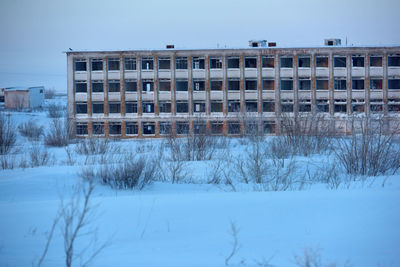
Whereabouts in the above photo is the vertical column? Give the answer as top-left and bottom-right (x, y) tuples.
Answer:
(310, 53), (316, 115)
(328, 52), (334, 117)
(104, 121), (109, 137)
(239, 54), (245, 135)
(205, 55), (210, 116)
(293, 54), (299, 118)
(171, 53), (176, 135)
(364, 53), (370, 116)
(188, 56), (193, 116)
(154, 54), (159, 137)
(104, 57), (109, 116)
(257, 54), (262, 115)
(275, 53), (281, 134)
(383, 52), (388, 116)
(222, 54), (228, 135)
(120, 55), (125, 116)
(87, 59), (92, 117)
(346, 53), (352, 116)
(137, 55), (143, 137)
(68, 55), (76, 137)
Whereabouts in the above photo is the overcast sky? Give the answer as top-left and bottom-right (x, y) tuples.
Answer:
(0, 0), (399, 92)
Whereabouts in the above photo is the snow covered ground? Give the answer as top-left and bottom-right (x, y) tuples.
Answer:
(0, 98), (400, 267)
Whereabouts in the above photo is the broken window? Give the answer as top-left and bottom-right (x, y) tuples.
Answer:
(352, 79), (364, 90)
(176, 80), (188, 91)
(194, 122), (207, 135)
(334, 78), (347, 90)
(228, 122), (241, 134)
(228, 100), (241, 112)
(228, 79), (240, 91)
(175, 57), (188, 69)
(263, 121), (275, 134)
(280, 79), (293, 90)
(142, 122), (155, 135)
(142, 102), (154, 113)
(159, 122), (172, 135)
(388, 79), (400, 89)
(299, 79), (311, 90)
(245, 100), (257, 112)
(388, 55), (400, 67)
(193, 101), (206, 113)
(124, 58), (136, 70)
(262, 100), (275, 112)
(193, 80), (205, 91)
(298, 56), (310, 68)
(142, 80), (154, 92)
(211, 80), (223, 91)
(176, 122), (189, 135)
(316, 79), (329, 90)
(211, 121), (224, 135)
(159, 101), (171, 113)
(262, 56), (274, 68)
(245, 121), (259, 135)
(227, 57), (239, 68)
(75, 102), (87, 114)
(193, 57), (205, 69)
(91, 59), (103, 71)
(108, 80), (120, 93)
(245, 57), (257, 68)
(75, 60), (87, 71)
(176, 101), (188, 113)
(263, 79), (274, 90)
(369, 56), (382, 67)
(370, 79), (382, 90)
(75, 81), (87, 93)
(125, 101), (137, 113)
(388, 99), (400, 112)
(125, 79), (137, 92)
(299, 100), (311, 112)
(108, 58), (120, 71)
(352, 55), (364, 67)
(159, 80), (171, 91)
(316, 55), (328, 67)
(370, 99), (383, 113)
(92, 102), (104, 114)
(317, 100), (329, 112)
(158, 57), (170, 70)
(334, 56), (346, 68)
(280, 56), (293, 68)
(141, 57), (153, 70)
(109, 102), (121, 113)
(126, 122), (138, 135)
(211, 101), (223, 112)
(109, 122), (121, 135)
(245, 79), (257, 90)
(352, 99), (365, 113)
(281, 100), (293, 112)
(92, 81), (103, 93)
(334, 99), (347, 113)
(92, 122), (104, 135)
(210, 57), (223, 69)
(76, 123), (88, 135)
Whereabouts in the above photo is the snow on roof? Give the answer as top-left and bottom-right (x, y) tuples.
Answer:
(5, 86), (44, 91)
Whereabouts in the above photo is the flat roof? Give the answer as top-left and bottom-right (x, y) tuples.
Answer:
(5, 86), (44, 91)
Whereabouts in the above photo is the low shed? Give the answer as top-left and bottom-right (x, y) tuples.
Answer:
(4, 86), (45, 109)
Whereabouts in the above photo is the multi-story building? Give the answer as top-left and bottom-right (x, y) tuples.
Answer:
(66, 40), (400, 138)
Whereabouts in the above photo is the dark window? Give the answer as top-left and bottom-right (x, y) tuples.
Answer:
(228, 101), (240, 112)
(334, 79), (347, 90)
(245, 57), (257, 68)
(245, 121), (259, 135)
(370, 56), (382, 67)
(108, 58), (120, 71)
(352, 100), (365, 113)
(245, 101), (257, 112)
(176, 101), (188, 113)
(92, 81), (103, 93)
(388, 103), (400, 112)
(228, 79), (240, 91)
(211, 80), (222, 91)
(159, 80), (171, 91)
(159, 122), (171, 135)
(125, 80), (137, 92)
(352, 56), (364, 67)
(370, 79), (382, 90)
(262, 56), (274, 68)
(370, 101), (383, 113)
(210, 57), (223, 69)
(126, 122), (138, 135)
(263, 122), (275, 134)
(194, 123), (207, 134)
(298, 56), (310, 68)
(109, 102), (121, 113)
(228, 57), (239, 68)
(142, 102), (154, 113)
(263, 100), (274, 112)
(75, 60), (86, 71)
(263, 79), (274, 90)
(193, 102), (206, 113)
(143, 122), (155, 135)
(334, 56), (346, 68)
(75, 82), (87, 93)
(281, 79), (293, 90)
(299, 79), (311, 90)
(280, 56), (293, 68)
(211, 101), (223, 112)
(159, 57), (170, 69)
(316, 56), (328, 67)
(75, 102), (87, 114)
(124, 58), (136, 70)
(245, 79), (257, 90)
(317, 100), (329, 112)
(176, 122), (189, 135)
(159, 101), (171, 113)
(228, 122), (241, 134)
(92, 102), (104, 113)
(211, 122), (223, 135)
(334, 101), (347, 113)
(109, 122), (121, 135)
(193, 57), (205, 69)
(299, 101), (311, 112)
(92, 123), (104, 135)
(388, 55), (400, 67)
(176, 80), (188, 91)
(316, 79), (328, 90)
(352, 79), (364, 90)
(142, 81), (154, 92)
(125, 102), (137, 113)
(91, 59), (103, 71)
(108, 80), (120, 92)
(76, 123), (88, 135)
(175, 57), (188, 69)
(389, 79), (400, 89)
(193, 80), (205, 91)
(141, 57), (153, 70)
(281, 101), (293, 112)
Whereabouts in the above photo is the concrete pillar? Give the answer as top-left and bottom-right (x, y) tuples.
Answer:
(257, 54), (262, 114)
(346, 54), (352, 116)
(310, 53), (316, 115)
(137, 55), (143, 117)
(104, 57), (109, 116)
(275, 53), (281, 134)
(364, 53), (370, 116)
(328, 52), (334, 117)
(188, 56), (193, 117)
(293, 54), (299, 117)
(222, 54), (228, 135)
(171, 53), (176, 117)
(383, 52), (388, 116)
(87, 59), (92, 116)
(205, 55), (210, 116)
(154, 54), (160, 137)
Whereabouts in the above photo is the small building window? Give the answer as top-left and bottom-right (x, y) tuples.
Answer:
(91, 59), (103, 71)
(109, 102), (121, 113)
(159, 57), (170, 70)
(280, 79), (293, 90)
(262, 56), (274, 68)
(228, 79), (240, 91)
(263, 121), (275, 134)
(334, 56), (346, 68)
(316, 79), (328, 90)
(299, 79), (311, 90)
(317, 100), (329, 112)
(75, 60), (87, 71)
(159, 101), (171, 113)
(159, 80), (171, 91)
(75, 82), (87, 93)
(352, 55), (364, 67)
(193, 80), (205, 91)
(108, 80), (120, 93)
(245, 57), (257, 68)
(143, 122), (155, 135)
(228, 100), (241, 112)
(194, 122), (207, 135)
(352, 99), (365, 113)
(125, 79), (137, 92)
(126, 122), (138, 135)
(228, 122), (241, 134)
(92, 122), (104, 135)
(108, 58), (120, 71)
(193, 101), (206, 113)
(142, 102), (154, 113)
(370, 56), (382, 67)
(280, 56), (293, 68)
(245, 121), (259, 135)
(370, 79), (382, 90)
(298, 56), (310, 68)
(159, 122), (172, 135)
(211, 101), (223, 113)
(75, 102), (87, 114)
(92, 81), (103, 93)
(334, 78), (347, 90)
(176, 101), (188, 113)
(281, 100), (293, 112)
(76, 123), (88, 135)
(124, 58), (136, 70)
(176, 122), (189, 135)
(388, 99), (400, 112)
(388, 79), (400, 89)
(227, 57), (239, 68)
(92, 102), (104, 114)
(316, 55), (328, 67)
(211, 122), (224, 135)
(109, 122), (121, 135)
(370, 100), (383, 113)
(142, 80), (154, 93)
(299, 100), (311, 112)
(352, 79), (364, 90)
(334, 99), (347, 113)
(210, 80), (222, 91)
(176, 80), (188, 91)
(210, 57), (223, 69)
(388, 55), (400, 67)
(175, 57), (188, 69)
(263, 79), (274, 90)
(141, 57), (153, 70)
(245, 79), (257, 90)
(245, 101), (257, 112)
(125, 102), (137, 113)
(262, 100), (274, 112)
(193, 57), (205, 69)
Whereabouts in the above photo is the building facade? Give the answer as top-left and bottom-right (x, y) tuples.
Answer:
(66, 44), (400, 138)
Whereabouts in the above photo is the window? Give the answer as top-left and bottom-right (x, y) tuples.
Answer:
(263, 121), (275, 134)
(352, 79), (364, 90)
(388, 79), (400, 89)
(281, 79), (293, 90)
(193, 80), (205, 91)
(108, 80), (120, 92)
(143, 122), (155, 135)
(352, 55), (364, 67)
(193, 57), (205, 69)
(245, 121), (258, 135)
(316, 79), (328, 90)
(334, 99), (347, 113)
(142, 57), (153, 70)
(352, 100), (365, 113)
(159, 57), (170, 69)
(316, 56), (328, 67)
(75, 81), (87, 93)
(299, 79), (311, 90)
(370, 56), (382, 67)
(262, 56), (274, 68)
(159, 122), (171, 135)
(193, 101), (206, 113)
(75, 60), (86, 71)
(176, 122), (189, 135)
(211, 122), (223, 135)
(370, 100), (383, 113)
(126, 122), (138, 135)
(76, 123), (88, 135)
(125, 79), (137, 92)
(159, 80), (171, 91)
(211, 80), (222, 91)
(228, 57), (239, 68)
(125, 102), (137, 113)
(228, 122), (241, 134)
(92, 102), (104, 113)
(211, 101), (223, 112)
(194, 122), (207, 134)
(262, 100), (274, 112)
(175, 57), (187, 69)
(108, 58), (120, 71)
(210, 57), (222, 69)
(228, 100), (240, 112)
(317, 100), (329, 112)
(263, 79), (274, 90)
(388, 55), (400, 67)
(245, 79), (257, 90)
(109, 102), (121, 113)
(228, 79), (240, 91)
(91, 59), (103, 71)
(92, 81), (103, 93)
(176, 80), (188, 91)
(109, 122), (121, 135)
(75, 102), (87, 114)
(159, 101), (171, 113)
(299, 100), (311, 112)
(281, 100), (293, 112)
(245, 57), (257, 68)
(370, 79), (382, 90)
(334, 78), (347, 90)
(142, 80), (154, 92)
(245, 101), (257, 112)
(124, 58), (136, 70)
(92, 122), (104, 135)
(334, 56), (346, 68)
(142, 102), (154, 113)
(176, 101), (188, 113)
(280, 56), (293, 68)
(298, 56), (310, 68)
(388, 99), (400, 112)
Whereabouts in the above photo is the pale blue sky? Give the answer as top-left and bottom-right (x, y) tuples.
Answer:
(0, 0), (399, 91)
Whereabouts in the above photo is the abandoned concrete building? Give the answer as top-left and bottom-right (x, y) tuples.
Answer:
(67, 40), (400, 138)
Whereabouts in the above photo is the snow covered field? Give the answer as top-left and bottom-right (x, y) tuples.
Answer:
(1, 97), (400, 267)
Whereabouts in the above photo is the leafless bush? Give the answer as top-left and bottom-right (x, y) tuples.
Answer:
(18, 121), (44, 140)
(0, 111), (17, 154)
(44, 118), (71, 147)
(75, 137), (111, 155)
(0, 154), (16, 170)
(47, 103), (65, 118)
(162, 136), (190, 183)
(293, 247), (352, 267)
(29, 145), (54, 167)
(44, 87), (56, 99)
(63, 146), (76, 165)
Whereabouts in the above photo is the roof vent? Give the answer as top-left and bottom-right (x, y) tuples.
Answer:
(324, 38), (341, 46)
(166, 44), (175, 49)
(248, 40), (267, 48)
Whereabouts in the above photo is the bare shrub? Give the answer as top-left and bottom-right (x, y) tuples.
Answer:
(44, 118), (71, 147)
(29, 145), (54, 167)
(47, 103), (65, 118)
(293, 247), (352, 267)
(18, 121), (44, 140)
(0, 111), (17, 154)
(0, 154), (16, 170)
(75, 137), (111, 155)
(44, 87), (56, 99)
(162, 136), (190, 183)
(64, 146), (76, 165)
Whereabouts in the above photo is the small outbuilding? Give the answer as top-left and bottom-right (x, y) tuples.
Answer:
(4, 86), (45, 109)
